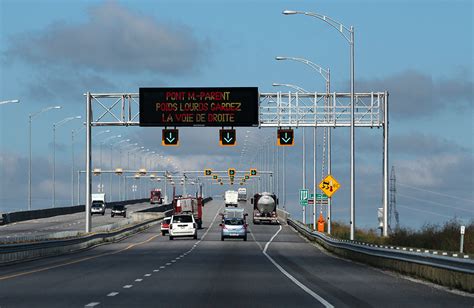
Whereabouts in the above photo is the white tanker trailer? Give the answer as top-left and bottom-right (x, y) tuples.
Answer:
(251, 192), (279, 224)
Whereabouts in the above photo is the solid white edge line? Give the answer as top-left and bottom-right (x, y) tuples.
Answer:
(263, 225), (334, 308)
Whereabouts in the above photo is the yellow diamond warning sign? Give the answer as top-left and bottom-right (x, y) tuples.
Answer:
(318, 175), (340, 198)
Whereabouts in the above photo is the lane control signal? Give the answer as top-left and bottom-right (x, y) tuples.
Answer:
(204, 169), (212, 176)
(277, 129), (294, 146)
(219, 129), (237, 146)
(250, 169), (257, 176)
(228, 168), (236, 177)
(162, 129), (179, 146)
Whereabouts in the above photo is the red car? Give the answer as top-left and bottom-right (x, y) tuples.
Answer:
(161, 217), (171, 236)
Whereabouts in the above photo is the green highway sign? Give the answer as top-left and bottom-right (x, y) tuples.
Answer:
(309, 193), (328, 200)
(299, 189), (309, 206)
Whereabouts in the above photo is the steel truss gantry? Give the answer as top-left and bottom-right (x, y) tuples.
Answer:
(84, 91), (389, 237)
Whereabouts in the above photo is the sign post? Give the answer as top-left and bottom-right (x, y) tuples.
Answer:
(460, 225), (465, 253)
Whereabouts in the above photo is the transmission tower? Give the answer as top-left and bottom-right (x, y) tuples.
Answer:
(389, 166), (399, 232)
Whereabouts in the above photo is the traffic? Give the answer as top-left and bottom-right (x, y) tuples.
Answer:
(159, 189), (280, 241)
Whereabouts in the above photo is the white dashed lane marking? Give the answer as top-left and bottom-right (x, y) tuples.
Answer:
(107, 292), (119, 297)
(123, 285), (133, 289)
(135, 279), (143, 282)
(85, 302), (100, 307)
(144, 274), (151, 277)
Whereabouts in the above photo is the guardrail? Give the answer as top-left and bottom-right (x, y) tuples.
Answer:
(284, 216), (474, 293)
(0, 198), (149, 225)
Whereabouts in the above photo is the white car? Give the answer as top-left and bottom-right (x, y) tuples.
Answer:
(169, 214), (197, 240)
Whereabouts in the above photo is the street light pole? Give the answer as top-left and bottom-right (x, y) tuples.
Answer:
(52, 116), (81, 208)
(283, 10), (355, 240)
(28, 106), (61, 210)
(275, 57), (331, 230)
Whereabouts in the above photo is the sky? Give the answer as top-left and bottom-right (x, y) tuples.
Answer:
(0, 0), (473, 230)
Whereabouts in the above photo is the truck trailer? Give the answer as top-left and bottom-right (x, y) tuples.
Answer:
(173, 196), (203, 229)
(251, 192), (278, 224)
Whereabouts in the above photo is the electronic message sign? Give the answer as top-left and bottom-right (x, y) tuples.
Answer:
(139, 87), (259, 127)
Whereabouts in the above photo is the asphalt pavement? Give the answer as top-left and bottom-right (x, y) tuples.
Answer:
(0, 202), (156, 240)
(0, 199), (472, 307)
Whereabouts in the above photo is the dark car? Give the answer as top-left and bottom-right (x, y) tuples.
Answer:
(111, 205), (126, 218)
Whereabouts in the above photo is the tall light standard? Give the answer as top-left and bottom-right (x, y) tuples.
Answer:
(111, 139), (129, 201)
(28, 105), (62, 210)
(275, 56), (332, 233)
(52, 116), (81, 207)
(72, 125), (85, 206)
(99, 134), (121, 190)
(273, 82), (309, 224)
(283, 10), (355, 239)
(0, 99), (20, 106)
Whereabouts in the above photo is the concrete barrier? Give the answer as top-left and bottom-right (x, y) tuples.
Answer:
(0, 213), (164, 265)
(0, 198), (148, 225)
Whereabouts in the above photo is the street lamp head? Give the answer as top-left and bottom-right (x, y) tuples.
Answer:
(275, 56), (286, 60)
(282, 10), (297, 15)
(74, 116), (82, 119)
(53, 106), (62, 109)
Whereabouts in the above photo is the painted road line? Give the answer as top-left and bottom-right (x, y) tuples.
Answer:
(153, 269), (159, 272)
(135, 279), (143, 282)
(171, 260), (176, 263)
(107, 292), (119, 297)
(123, 285), (133, 289)
(166, 263), (172, 266)
(159, 266), (165, 269)
(144, 274), (151, 277)
(262, 225), (334, 308)
(85, 302), (100, 307)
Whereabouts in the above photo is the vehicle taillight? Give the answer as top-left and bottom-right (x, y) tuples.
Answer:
(272, 212), (277, 217)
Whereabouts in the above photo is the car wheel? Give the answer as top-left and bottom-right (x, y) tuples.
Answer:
(221, 236), (224, 241)
(111, 214), (114, 217)
(193, 232), (198, 240)
(243, 235), (247, 241)
(162, 231), (165, 236)
(169, 236), (174, 240)
(102, 212), (104, 216)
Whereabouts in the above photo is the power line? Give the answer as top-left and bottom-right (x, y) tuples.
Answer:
(398, 193), (474, 213)
(398, 182), (474, 203)
(397, 204), (454, 219)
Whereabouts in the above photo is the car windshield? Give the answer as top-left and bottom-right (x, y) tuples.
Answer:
(173, 216), (193, 223)
(92, 202), (102, 207)
(163, 218), (171, 223)
(224, 219), (244, 225)
(113, 205), (124, 210)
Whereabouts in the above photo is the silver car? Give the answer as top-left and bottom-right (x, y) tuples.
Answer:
(220, 217), (247, 241)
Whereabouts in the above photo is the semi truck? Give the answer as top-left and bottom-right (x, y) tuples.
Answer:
(224, 190), (238, 207)
(150, 189), (163, 204)
(173, 196), (203, 229)
(251, 192), (278, 224)
(237, 188), (247, 201)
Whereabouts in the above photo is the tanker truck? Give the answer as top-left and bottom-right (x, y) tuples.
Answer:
(251, 192), (279, 224)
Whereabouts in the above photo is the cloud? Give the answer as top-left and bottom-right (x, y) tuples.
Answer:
(4, 0), (209, 76)
(357, 69), (473, 118)
(25, 70), (116, 101)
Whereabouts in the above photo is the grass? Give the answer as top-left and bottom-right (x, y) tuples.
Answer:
(321, 219), (473, 254)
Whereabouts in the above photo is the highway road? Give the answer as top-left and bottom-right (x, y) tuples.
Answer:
(0, 201), (156, 240)
(0, 199), (472, 307)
